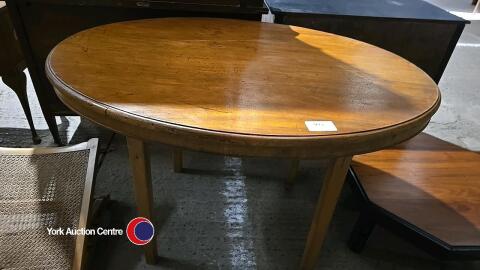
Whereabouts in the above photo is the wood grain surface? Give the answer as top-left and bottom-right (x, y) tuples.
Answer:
(353, 133), (480, 246)
(46, 18), (440, 158)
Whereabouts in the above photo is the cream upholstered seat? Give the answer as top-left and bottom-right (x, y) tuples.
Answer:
(0, 139), (98, 270)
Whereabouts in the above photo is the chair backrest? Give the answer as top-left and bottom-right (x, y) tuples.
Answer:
(0, 139), (98, 270)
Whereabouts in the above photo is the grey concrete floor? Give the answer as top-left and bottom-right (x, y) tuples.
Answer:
(1, 0), (480, 269)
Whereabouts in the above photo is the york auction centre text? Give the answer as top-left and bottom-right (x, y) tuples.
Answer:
(47, 227), (123, 236)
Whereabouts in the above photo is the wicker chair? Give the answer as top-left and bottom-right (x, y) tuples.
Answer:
(0, 139), (98, 270)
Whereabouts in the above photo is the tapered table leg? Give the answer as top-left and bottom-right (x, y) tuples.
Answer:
(300, 156), (352, 270)
(285, 159), (300, 190)
(173, 148), (183, 173)
(126, 137), (158, 264)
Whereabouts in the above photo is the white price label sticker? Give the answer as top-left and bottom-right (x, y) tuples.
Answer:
(305, 121), (337, 132)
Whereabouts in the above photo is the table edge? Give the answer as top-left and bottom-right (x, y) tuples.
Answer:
(47, 57), (440, 158)
(45, 19), (442, 158)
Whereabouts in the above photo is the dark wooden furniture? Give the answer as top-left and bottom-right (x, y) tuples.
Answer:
(349, 133), (480, 259)
(0, 1), (40, 144)
(46, 18), (440, 269)
(266, 0), (468, 83)
(266, 0), (475, 259)
(5, 0), (266, 144)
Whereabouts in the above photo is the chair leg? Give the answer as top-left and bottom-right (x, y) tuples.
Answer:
(348, 208), (376, 253)
(2, 70), (41, 144)
(45, 114), (63, 145)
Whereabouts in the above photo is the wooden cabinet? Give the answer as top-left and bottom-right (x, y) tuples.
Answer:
(0, 2), (23, 74)
(266, 0), (468, 83)
(6, 0), (266, 143)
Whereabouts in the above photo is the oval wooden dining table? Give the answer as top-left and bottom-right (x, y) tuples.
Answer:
(46, 18), (440, 269)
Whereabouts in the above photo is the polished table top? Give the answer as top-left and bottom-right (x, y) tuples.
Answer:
(46, 18), (440, 158)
